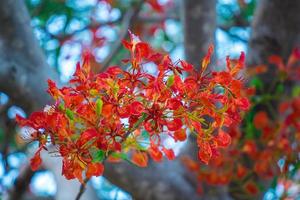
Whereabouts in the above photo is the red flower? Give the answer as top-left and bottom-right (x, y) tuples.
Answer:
(166, 118), (183, 131)
(173, 129), (187, 141)
(30, 147), (43, 171)
(131, 151), (148, 167)
(162, 148), (175, 160)
(130, 101), (145, 116)
(148, 144), (163, 162)
(244, 182), (259, 195)
(197, 140), (212, 164)
(15, 31), (250, 182)
(86, 163), (104, 178)
(253, 111), (269, 130)
(216, 130), (231, 148)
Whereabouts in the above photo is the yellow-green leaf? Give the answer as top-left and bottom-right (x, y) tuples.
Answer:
(96, 98), (103, 116)
(166, 74), (174, 87)
(66, 108), (74, 120)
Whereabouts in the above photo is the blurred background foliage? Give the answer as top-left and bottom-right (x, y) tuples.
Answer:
(4, 0), (299, 199)
(24, 0), (254, 81)
(2, 0), (254, 199)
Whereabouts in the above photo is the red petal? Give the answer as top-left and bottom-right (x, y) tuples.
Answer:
(180, 60), (193, 71)
(216, 130), (231, 148)
(15, 114), (27, 127)
(244, 182), (259, 195)
(148, 146), (163, 162)
(130, 101), (144, 116)
(135, 42), (151, 61)
(269, 55), (285, 71)
(197, 141), (212, 164)
(237, 97), (250, 111)
(162, 148), (175, 160)
(107, 66), (123, 76)
(77, 128), (98, 146)
(253, 111), (269, 130)
(86, 163), (104, 178)
(167, 118), (182, 131)
(131, 151), (148, 167)
(30, 148), (43, 171)
(293, 48), (300, 59)
(47, 79), (61, 99)
(201, 45), (214, 72)
(122, 40), (133, 50)
(237, 164), (247, 178)
(166, 98), (182, 110)
(174, 129), (187, 141)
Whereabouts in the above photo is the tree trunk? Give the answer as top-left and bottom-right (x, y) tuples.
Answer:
(247, 0), (300, 80)
(0, 1), (98, 200)
(104, 158), (199, 200)
(228, 1), (300, 200)
(183, 0), (216, 67)
(0, 0), (59, 113)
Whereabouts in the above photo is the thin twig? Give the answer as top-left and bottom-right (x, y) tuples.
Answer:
(0, 100), (14, 172)
(8, 165), (35, 200)
(99, 0), (146, 72)
(75, 178), (90, 200)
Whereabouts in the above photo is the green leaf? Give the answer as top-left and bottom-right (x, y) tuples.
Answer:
(0, 128), (4, 142)
(166, 74), (174, 87)
(292, 86), (300, 97)
(58, 103), (65, 111)
(65, 108), (74, 120)
(110, 152), (128, 160)
(96, 98), (103, 116)
(275, 84), (284, 94)
(113, 84), (120, 98)
(92, 150), (105, 163)
(250, 77), (263, 90)
(244, 110), (261, 139)
(270, 176), (278, 189)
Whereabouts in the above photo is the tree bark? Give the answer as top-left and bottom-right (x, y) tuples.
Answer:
(228, 1), (300, 200)
(0, 0), (59, 113)
(0, 1), (98, 200)
(183, 0), (216, 67)
(182, 1), (231, 199)
(247, 0), (300, 80)
(104, 159), (199, 200)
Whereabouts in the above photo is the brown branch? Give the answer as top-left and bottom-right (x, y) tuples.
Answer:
(0, 1), (58, 200)
(218, 25), (248, 43)
(52, 20), (122, 42)
(0, 103), (15, 172)
(137, 13), (180, 23)
(8, 165), (35, 200)
(0, 0), (59, 113)
(52, 12), (180, 42)
(75, 178), (90, 200)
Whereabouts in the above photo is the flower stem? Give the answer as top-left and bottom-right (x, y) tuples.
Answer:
(75, 178), (90, 200)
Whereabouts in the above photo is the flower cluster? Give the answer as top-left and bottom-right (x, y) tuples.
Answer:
(182, 49), (300, 197)
(16, 32), (249, 182)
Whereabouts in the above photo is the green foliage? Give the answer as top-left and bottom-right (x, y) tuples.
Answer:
(92, 150), (105, 163)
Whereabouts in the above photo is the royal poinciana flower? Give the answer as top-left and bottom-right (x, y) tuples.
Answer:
(182, 49), (300, 197)
(16, 32), (249, 182)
